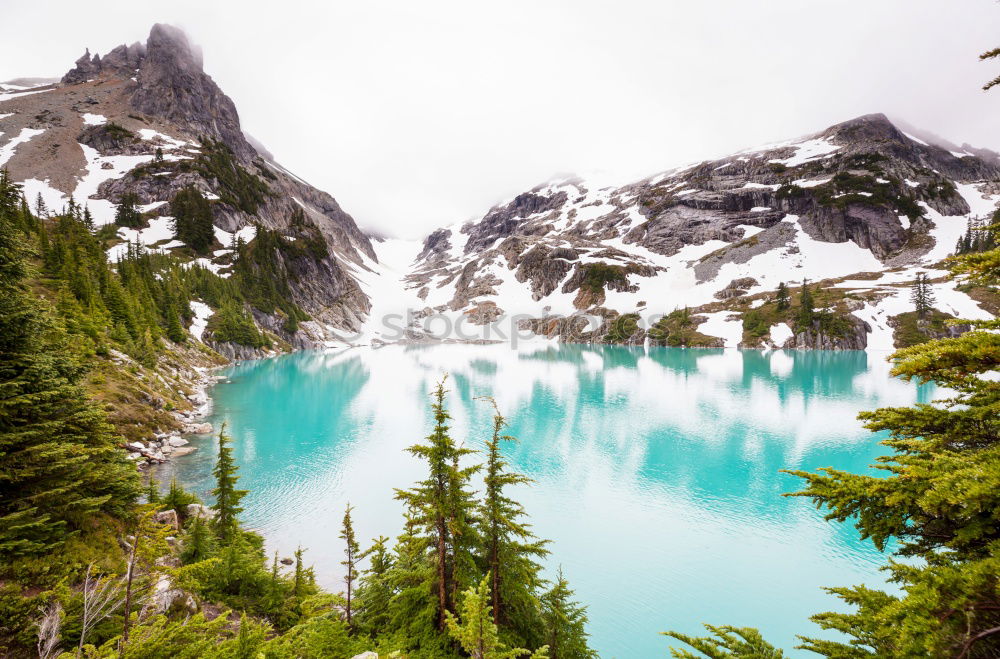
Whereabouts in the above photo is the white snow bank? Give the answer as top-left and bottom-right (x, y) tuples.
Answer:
(189, 301), (213, 342)
(769, 322), (793, 347)
(698, 311), (743, 348)
(0, 127), (44, 166)
(81, 113), (107, 126)
(769, 137), (840, 167)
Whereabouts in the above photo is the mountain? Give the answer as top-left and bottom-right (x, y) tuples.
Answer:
(1, 25), (997, 356)
(0, 24), (375, 353)
(385, 113), (999, 349)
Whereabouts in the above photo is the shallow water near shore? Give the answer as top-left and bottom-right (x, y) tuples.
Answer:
(157, 343), (932, 657)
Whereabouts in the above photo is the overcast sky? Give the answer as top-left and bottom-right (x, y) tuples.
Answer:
(3, 0), (1000, 238)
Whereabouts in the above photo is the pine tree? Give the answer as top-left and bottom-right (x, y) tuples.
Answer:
(445, 574), (548, 659)
(796, 279), (814, 330)
(146, 474), (161, 505)
(395, 378), (482, 630)
(478, 401), (548, 646)
(540, 569), (594, 659)
(171, 186), (215, 254)
(210, 426), (248, 544)
(354, 535), (394, 638)
(0, 174), (139, 558)
(775, 282), (790, 311)
(180, 516), (215, 564)
(114, 192), (143, 229)
(910, 271), (936, 318)
(340, 503), (360, 630)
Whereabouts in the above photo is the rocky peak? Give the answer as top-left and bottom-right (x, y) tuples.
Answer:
(60, 24), (255, 162)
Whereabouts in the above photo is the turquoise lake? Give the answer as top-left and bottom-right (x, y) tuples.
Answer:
(157, 344), (933, 658)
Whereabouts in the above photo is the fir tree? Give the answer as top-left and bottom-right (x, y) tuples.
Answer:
(540, 569), (595, 659)
(395, 378), (482, 630)
(354, 535), (394, 638)
(910, 271), (936, 318)
(340, 503), (360, 630)
(171, 186), (215, 254)
(445, 574), (548, 659)
(114, 192), (143, 229)
(775, 282), (790, 311)
(146, 474), (161, 505)
(0, 174), (139, 558)
(180, 516), (215, 564)
(795, 279), (814, 330)
(210, 426), (248, 544)
(478, 400), (549, 646)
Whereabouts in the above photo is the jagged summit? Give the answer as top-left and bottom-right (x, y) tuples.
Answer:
(61, 24), (252, 161)
(1, 23), (376, 350)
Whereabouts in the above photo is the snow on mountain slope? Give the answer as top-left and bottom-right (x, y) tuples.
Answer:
(382, 113), (999, 350)
(0, 24), (374, 349)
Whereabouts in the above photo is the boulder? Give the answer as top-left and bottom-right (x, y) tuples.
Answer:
(147, 575), (197, 616)
(153, 509), (179, 530)
(168, 436), (189, 447)
(183, 422), (213, 435)
(186, 504), (216, 520)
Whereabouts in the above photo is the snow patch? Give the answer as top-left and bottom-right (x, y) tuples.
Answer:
(189, 301), (213, 342)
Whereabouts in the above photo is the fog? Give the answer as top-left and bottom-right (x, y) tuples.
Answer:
(3, 0), (999, 238)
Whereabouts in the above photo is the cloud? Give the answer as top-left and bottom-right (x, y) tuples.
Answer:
(2, 0), (999, 239)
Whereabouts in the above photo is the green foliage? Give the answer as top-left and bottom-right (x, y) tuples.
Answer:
(910, 271), (935, 318)
(540, 569), (595, 659)
(579, 263), (627, 294)
(208, 301), (270, 348)
(795, 280), (815, 330)
(814, 171), (924, 221)
(0, 172), (140, 559)
(395, 378), (482, 631)
(648, 308), (719, 347)
(664, 625), (785, 658)
(171, 186), (215, 254)
(479, 406), (549, 649)
(603, 313), (639, 344)
(162, 478), (200, 515)
(195, 139), (271, 214)
(211, 427), (249, 544)
(775, 282), (790, 311)
(113, 192), (143, 229)
(340, 503), (360, 628)
(445, 574), (548, 659)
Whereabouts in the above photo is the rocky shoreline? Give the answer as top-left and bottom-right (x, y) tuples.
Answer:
(124, 366), (225, 468)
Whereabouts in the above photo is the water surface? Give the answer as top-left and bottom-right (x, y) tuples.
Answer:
(158, 344), (931, 657)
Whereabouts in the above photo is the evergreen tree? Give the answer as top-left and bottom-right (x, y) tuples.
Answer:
(171, 186), (215, 254)
(180, 516), (215, 564)
(354, 535), (394, 638)
(910, 271), (936, 318)
(445, 574), (548, 659)
(540, 569), (595, 659)
(340, 503), (360, 630)
(478, 401), (549, 647)
(146, 474), (161, 505)
(664, 625), (784, 658)
(395, 378), (482, 630)
(775, 282), (790, 311)
(795, 279), (814, 330)
(0, 173), (139, 558)
(210, 426), (248, 544)
(114, 192), (143, 229)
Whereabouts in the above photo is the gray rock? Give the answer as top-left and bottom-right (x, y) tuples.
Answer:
(167, 437), (189, 447)
(153, 509), (179, 529)
(185, 504), (216, 520)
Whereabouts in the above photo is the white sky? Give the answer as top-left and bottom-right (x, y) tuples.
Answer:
(3, 0), (1000, 239)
